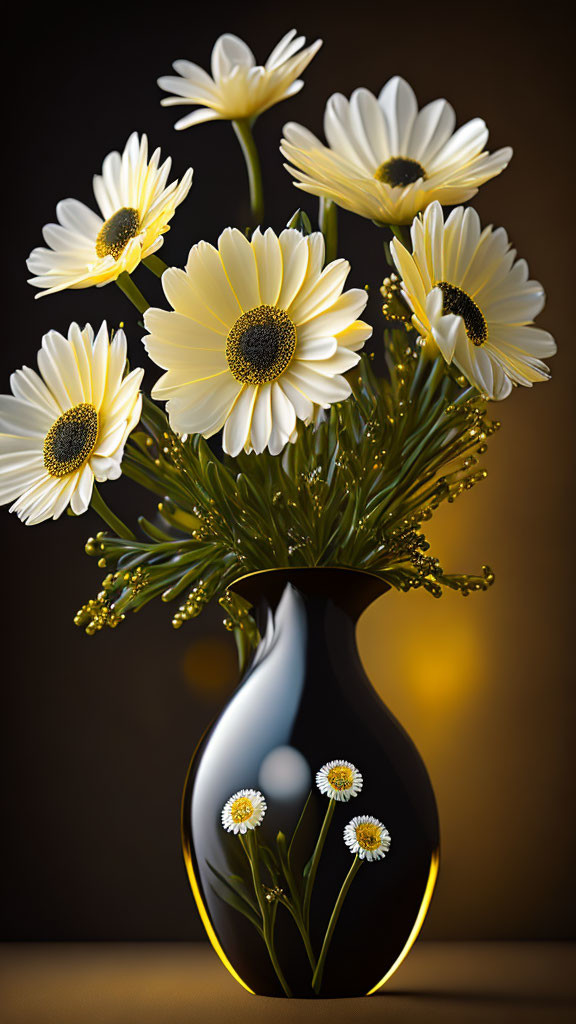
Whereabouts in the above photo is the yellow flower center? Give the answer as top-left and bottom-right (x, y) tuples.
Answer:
(96, 207), (141, 260)
(230, 797), (254, 824)
(327, 765), (354, 791)
(43, 403), (99, 478)
(374, 156), (426, 188)
(226, 305), (297, 385)
(437, 282), (487, 346)
(355, 822), (382, 851)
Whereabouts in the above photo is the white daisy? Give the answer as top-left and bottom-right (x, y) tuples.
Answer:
(344, 816), (391, 862)
(221, 789), (267, 835)
(158, 30), (322, 129)
(391, 201), (556, 400)
(281, 76), (512, 225)
(143, 226), (371, 456)
(316, 760), (363, 802)
(27, 133), (193, 297)
(0, 323), (143, 525)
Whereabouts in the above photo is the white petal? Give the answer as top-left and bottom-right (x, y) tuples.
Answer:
(408, 98), (456, 163)
(218, 228), (260, 311)
(283, 366), (351, 407)
(165, 374), (241, 436)
(250, 384), (273, 453)
(212, 34), (255, 80)
(0, 395), (52, 437)
(9, 367), (60, 421)
(174, 109), (222, 131)
(222, 386), (257, 455)
(252, 227), (283, 306)
(289, 259), (351, 323)
(296, 336), (338, 361)
(378, 76), (418, 155)
(70, 463), (94, 514)
(277, 229), (310, 309)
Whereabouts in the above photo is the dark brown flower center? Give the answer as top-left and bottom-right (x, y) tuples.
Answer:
(437, 282), (487, 346)
(226, 305), (297, 385)
(43, 403), (99, 477)
(95, 207), (140, 260)
(374, 157), (426, 187)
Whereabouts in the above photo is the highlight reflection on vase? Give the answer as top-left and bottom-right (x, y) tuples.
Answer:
(182, 568), (439, 998)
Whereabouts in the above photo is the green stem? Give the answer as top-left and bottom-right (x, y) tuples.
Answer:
(295, 912), (317, 971)
(242, 832), (292, 997)
(288, 791), (312, 862)
(115, 272), (150, 315)
(278, 898), (317, 971)
(143, 254), (168, 279)
(303, 799), (335, 929)
(389, 223), (412, 249)
(312, 855), (363, 994)
(234, 626), (251, 676)
(279, 831), (317, 971)
(319, 198), (338, 263)
(232, 119), (264, 225)
(91, 486), (135, 541)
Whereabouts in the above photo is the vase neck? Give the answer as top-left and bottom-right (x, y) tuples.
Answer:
(231, 569), (388, 698)
(231, 568), (389, 625)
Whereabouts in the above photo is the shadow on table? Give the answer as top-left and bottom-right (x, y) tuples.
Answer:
(381, 990), (576, 1009)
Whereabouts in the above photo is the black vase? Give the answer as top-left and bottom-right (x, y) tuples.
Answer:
(182, 568), (439, 998)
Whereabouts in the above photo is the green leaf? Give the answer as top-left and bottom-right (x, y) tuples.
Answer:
(207, 881), (263, 934)
(286, 209), (313, 235)
(205, 860), (259, 917)
(288, 791), (312, 864)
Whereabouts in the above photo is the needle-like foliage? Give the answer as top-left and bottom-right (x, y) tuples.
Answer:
(76, 327), (497, 656)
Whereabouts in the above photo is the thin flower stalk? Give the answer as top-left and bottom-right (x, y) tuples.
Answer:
(312, 854), (362, 994)
(232, 119), (264, 224)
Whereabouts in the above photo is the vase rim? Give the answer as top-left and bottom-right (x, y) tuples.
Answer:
(229, 566), (390, 619)
(230, 565), (390, 590)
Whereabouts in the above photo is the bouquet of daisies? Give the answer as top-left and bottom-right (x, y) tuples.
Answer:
(1, 30), (555, 661)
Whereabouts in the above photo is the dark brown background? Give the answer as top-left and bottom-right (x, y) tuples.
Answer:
(1, 0), (574, 943)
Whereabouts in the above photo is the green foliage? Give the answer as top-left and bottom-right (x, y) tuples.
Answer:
(76, 333), (497, 641)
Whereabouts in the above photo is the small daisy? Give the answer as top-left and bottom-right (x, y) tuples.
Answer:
(143, 226), (371, 456)
(0, 323), (143, 525)
(391, 201), (556, 399)
(221, 789), (267, 835)
(344, 816), (391, 862)
(316, 760), (363, 802)
(27, 133), (193, 297)
(281, 76), (512, 225)
(158, 30), (322, 129)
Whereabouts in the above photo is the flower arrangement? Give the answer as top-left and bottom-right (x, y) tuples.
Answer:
(1, 30), (555, 669)
(214, 760), (391, 996)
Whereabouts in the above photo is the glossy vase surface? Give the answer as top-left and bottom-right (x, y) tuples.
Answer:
(182, 568), (439, 998)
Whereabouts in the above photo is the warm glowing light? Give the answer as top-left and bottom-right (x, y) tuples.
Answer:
(405, 618), (484, 704)
(367, 848), (440, 994)
(181, 768), (255, 995)
(180, 636), (237, 697)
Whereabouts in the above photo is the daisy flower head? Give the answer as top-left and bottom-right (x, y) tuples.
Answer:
(391, 202), (556, 400)
(221, 789), (267, 834)
(281, 76), (512, 225)
(158, 30), (322, 129)
(316, 760), (363, 802)
(0, 323), (143, 525)
(143, 226), (372, 456)
(27, 133), (193, 297)
(344, 815), (391, 862)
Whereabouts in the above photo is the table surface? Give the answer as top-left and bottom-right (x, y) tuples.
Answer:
(1, 942), (575, 1024)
